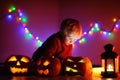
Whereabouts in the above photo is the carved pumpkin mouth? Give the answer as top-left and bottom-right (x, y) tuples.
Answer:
(37, 69), (49, 75)
(10, 67), (28, 74)
(66, 66), (78, 72)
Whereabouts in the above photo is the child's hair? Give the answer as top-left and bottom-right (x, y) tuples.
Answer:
(60, 18), (82, 38)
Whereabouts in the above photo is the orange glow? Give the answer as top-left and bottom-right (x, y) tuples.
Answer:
(43, 69), (49, 75)
(18, 18), (21, 21)
(79, 40), (82, 43)
(92, 67), (102, 77)
(101, 59), (105, 72)
(43, 60), (50, 66)
(10, 67), (28, 74)
(8, 9), (12, 13)
(113, 18), (117, 22)
(8, 56), (17, 61)
(16, 61), (20, 66)
(115, 57), (119, 72)
(25, 28), (29, 33)
(89, 31), (93, 35)
(21, 57), (30, 63)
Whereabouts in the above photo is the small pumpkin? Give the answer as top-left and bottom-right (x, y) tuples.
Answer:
(62, 56), (92, 77)
(5, 55), (32, 75)
(35, 56), (61, 77)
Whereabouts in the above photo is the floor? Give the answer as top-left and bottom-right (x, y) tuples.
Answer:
(0, 75), (120, 80)
(0, 66), (120, 80)
(0, 73), (120, 80)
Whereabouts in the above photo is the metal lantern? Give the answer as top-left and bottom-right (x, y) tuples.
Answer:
(101, 44), (119, 78)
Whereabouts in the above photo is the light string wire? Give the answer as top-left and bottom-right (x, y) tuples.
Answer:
(7, 5), (43, 47)
(6, 6), (120, 46)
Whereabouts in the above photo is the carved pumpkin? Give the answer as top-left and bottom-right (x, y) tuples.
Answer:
(5, 55), (32, 75)
(35, 56), (61, 77)
(62, 56), (92, 77)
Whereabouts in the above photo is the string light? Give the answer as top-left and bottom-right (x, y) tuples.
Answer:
(7, 6), (42, 47)
(79, 19), (120, 44)
(8, 6), (16, 13)
(7, 14), (12, 19)
(6, 6), (120, 46)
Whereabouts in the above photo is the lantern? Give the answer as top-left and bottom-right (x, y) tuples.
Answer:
(101, 44), (119, 78)
(62, 56), (92, 77)
(5, 55), (32, 75)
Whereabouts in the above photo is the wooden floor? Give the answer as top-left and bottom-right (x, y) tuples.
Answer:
(0, 66), (120, 80)
(0, 74), (120, 80)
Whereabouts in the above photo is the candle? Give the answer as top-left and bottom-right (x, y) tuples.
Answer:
(92, 67), (102, 77)
(107, 64), (114, 72)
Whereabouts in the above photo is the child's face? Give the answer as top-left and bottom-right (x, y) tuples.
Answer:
(64, 33), (80, 45)
(62, 24), (82, 45)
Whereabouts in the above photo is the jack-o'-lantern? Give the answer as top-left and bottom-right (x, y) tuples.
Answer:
(35, 56), (61, 77)
(5, 55), (32, 75)
(62, 56), (92, 77)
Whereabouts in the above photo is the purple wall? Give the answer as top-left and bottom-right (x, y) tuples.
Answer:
(0, 0), (120, 65)
(59, 0), (120, 65)
(0, 0), (59, 62)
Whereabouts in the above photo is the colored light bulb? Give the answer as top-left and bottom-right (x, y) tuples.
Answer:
(21, 16), (27, 23)
(9, 6), (16, 12)
(8, 14), (12, 19)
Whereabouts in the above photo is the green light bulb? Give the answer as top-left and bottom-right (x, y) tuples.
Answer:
(36, 40), (42, 47)
(10, 6), (16, 11)
(82, 38), (86, 42)
(91, 27), (95, 32)
(25, 33), (31, 40)
(21, 16), (27, 23)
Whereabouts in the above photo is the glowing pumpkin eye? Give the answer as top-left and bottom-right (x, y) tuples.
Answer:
(78, 59), (85, 63)
(43, 60), (50, 66)
(67, 58), (74, 62)
(21, 57), (29, 63)
(8, 56), (17, 61)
